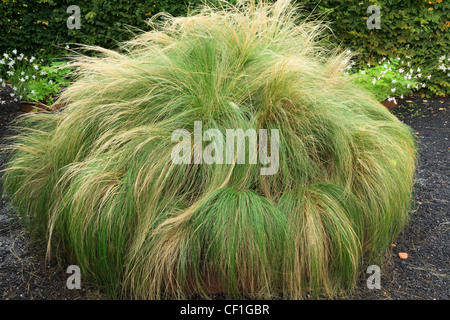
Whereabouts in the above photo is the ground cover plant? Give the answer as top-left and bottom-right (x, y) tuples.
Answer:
(0, 0), (418, 299)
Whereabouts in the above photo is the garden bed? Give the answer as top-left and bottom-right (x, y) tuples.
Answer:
(0, 91), (448, 300)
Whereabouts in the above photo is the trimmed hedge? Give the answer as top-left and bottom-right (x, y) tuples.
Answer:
(0, 0), (197, 55)
(297, 0), (449, 96)
(1, 0), (448, 95)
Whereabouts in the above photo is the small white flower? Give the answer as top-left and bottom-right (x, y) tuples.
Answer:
(360, 70), (366, 74)
(346, 65), (351, 70)
(407, 84), (410, 88)
(21, 71), (25, 75)
(400, 95), (404, 99)
(417, 67), (421, 72)
(427, 75), (431, 79)
(392, 79), (397, 83)
(372, 78), (376, 84)
(346, 49), (351, 55)
(12, 49), (17, 55)
(0, 59), (4, 64)
(49, 80), (53, 84)
(13, 86), (17, 91)
(7, 71), (14, 76)
(32, 75), (36, 79)
(33, 65), (39, 70)
(65, 45), (70, 50)
(10, 92), (15, 97)
(343, 72), (348, 76)
(422, 83), (426, 88)
(20, 77), (25, 82)
(391, 88), (396, 92)
(30, 90), (35, 94)
(40, 71), (46, 76)
(367, 63), (371, 67)
(417, 73), (422, 78)
(399, 68), (404, 73)
(3, 53), (9, 59)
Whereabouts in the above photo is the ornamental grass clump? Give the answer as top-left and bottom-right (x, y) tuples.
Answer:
(1, 0), (417, 299)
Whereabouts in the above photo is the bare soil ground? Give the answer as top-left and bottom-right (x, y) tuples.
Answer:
(351, 96), (449, 300)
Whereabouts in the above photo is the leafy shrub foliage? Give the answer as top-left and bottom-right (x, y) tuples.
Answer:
(0, 0), (197, 56)
(1, 0), (447, 95)
(298, 0), (449, 96)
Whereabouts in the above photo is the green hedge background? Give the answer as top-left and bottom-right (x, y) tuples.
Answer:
(1, 0), (448, 95)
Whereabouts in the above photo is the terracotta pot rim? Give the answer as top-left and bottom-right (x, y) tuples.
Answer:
(380, 99), (398, 109)
(20, 101), (63, 113)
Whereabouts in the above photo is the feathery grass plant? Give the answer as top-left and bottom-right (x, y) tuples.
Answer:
(1, 0), (417, 299)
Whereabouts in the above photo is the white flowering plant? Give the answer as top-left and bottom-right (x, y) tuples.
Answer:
(437, 55), (449, 75)
(0, 50), (72, 106)
(344, 56), (429, 105)
(25, 61), (72, 104)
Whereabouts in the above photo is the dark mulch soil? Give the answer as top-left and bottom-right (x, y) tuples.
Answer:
(0, 88), (448, 300)
(0, 87), (97, 300)
(0, 86), (21, 138)
(350, 96), (449, 300)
